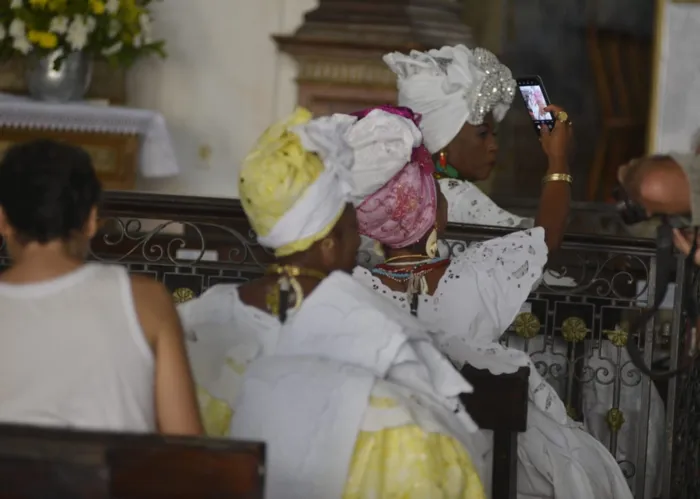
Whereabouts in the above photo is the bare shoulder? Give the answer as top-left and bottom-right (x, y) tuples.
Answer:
(129, 275), (180, 347)
(130, 274), (174, 308)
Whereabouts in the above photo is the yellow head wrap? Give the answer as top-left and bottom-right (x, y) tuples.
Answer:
(239, 108), (347, 257)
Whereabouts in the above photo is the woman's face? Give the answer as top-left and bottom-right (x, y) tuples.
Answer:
(444, 113), (498, 182)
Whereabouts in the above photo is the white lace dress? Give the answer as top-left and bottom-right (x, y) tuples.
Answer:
(353, 228), (633, 499)
(439, 178), (534, 228)
(439, 178), (664, 499)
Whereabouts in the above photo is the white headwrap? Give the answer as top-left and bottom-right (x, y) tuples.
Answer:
(344, 109), (422, 206)
(383, 45), (516, 153)
(254, 114), (358, 252)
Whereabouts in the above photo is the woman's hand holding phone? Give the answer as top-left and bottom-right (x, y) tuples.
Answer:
(540, 104), (572, 171)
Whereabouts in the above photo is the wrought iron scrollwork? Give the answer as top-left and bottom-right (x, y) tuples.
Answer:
(0, 205), (683, 499)
(90, 217), (271, 268)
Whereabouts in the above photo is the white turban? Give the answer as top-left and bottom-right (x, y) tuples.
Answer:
(258, 114), (357, 251)
(383, 45), (516, 153)
(344, 109), (422, 206)
(240, 109), (358, 257)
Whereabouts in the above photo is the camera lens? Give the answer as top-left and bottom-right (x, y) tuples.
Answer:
(613, 186), (649, 225)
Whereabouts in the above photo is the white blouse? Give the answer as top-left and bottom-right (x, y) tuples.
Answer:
(353, 228), (566, 420)
(436, 177), (647, 498)
(356, 228), (547, 344)
(178, 285), (280, 431)
(353, 228), (634, 499)
(439, 178), (534, 228)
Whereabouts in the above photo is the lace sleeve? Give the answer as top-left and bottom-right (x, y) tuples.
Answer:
(435, 228), (548, 343)
(452, 227), (548, 277)
(439, 178), (533, 228)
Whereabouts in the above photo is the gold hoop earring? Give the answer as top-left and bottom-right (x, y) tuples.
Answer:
(425, 228), (438, 258)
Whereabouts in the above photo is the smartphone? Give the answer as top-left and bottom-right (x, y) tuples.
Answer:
(516, 76), (554, 135)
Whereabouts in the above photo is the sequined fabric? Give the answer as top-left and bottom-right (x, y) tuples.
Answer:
(465, 48), (516, 126)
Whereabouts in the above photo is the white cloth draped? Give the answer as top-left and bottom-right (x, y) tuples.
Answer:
(439, 179), (664, 499)
(353, 228), (634, 499)
(178, 285), (277, 416)
(230, 272), (482, 499)
(383, 45), (514, 153)
(257, 114), (357, 250)
(345, 109), (422, 206)
(439, 178), (533, 228)
(0, 92), (179, 177)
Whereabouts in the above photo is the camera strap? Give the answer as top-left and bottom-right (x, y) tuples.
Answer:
(626, 222), (699, 380)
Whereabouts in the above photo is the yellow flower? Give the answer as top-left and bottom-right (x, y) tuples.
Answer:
(29, 0), (49, 7)
(90, 0), (105, 15)
(120, 0), (140, 23)
(27, 30), (58, 49)
(47, 0), (67, 10)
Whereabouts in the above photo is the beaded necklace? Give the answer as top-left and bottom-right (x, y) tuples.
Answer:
(372, 255), (450, 315)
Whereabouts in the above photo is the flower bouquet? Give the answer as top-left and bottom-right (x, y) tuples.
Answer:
(0, 0), (165, 66)
(0, 0), (166, 100)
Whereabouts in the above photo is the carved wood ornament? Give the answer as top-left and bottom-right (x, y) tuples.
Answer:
(274, 0), (473, 115)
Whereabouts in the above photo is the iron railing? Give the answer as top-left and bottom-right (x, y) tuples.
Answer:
(0, 191), (692, 499)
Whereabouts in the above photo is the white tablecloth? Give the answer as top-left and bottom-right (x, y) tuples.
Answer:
(0, 93), (179, 178)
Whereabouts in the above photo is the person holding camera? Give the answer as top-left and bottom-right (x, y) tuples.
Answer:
(618, 153), (699, 259)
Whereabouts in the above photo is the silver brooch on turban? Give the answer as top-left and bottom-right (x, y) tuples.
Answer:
(464, 48), (516, 125)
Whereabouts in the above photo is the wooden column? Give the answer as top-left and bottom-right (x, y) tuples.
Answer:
(274, 0), (473, 115)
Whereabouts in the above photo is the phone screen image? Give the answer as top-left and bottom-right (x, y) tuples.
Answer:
(519, 85), (553, 122)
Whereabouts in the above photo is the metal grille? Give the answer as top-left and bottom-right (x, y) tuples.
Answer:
(0, 199), (690, 499)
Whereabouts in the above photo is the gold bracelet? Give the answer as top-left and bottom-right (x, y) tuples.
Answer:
(542, 173), (573, 185)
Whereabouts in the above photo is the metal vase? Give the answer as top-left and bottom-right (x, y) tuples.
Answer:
(26, 51), (93, 102)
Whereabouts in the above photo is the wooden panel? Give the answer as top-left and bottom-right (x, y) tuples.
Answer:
(298, 83), (397, 115)
(0, 128), (139, 190)
(0, 424), (265, 499)
(275, 0), (473, 131)
(460, 365), (529, 432)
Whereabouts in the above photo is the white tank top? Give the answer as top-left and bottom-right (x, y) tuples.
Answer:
(0, 263), (155, 432)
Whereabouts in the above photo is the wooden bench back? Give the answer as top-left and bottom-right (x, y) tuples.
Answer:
(0, 424), (265, 499)
(461, 365), (530, 499)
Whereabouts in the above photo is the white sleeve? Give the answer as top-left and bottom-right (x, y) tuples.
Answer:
(177, 284), (241, 335)
(437, 227), (548, 343)
(439, 178), (534, 228)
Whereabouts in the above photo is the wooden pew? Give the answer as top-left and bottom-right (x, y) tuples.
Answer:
(461, 366), (530, 499)
(0, 424), (265, 498)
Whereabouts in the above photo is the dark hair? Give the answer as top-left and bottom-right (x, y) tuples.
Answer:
(0, 139), (102, 243)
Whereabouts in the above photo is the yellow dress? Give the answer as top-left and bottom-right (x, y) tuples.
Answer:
(197, 360), (485, 499)
(343, 381), (486, 499)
